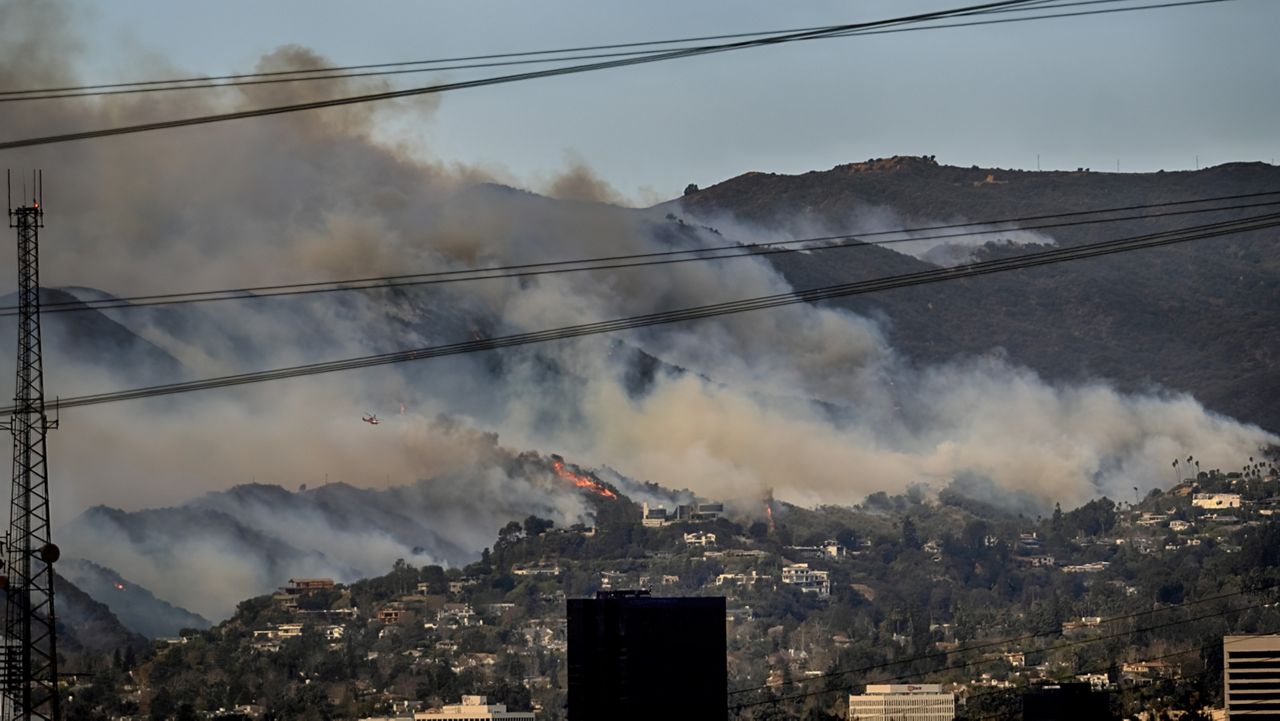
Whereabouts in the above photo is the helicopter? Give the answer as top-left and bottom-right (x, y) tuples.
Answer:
(362, 413), (381, 425)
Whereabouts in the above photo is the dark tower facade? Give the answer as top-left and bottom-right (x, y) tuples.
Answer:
(1021, 682), (1114, 720)
(567, 591), (726, 720)
(3, 171), (60, 721)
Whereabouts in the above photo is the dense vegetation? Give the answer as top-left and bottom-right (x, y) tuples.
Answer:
(57, 452), (1280, 720)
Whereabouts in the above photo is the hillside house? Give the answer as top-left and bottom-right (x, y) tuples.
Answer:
(378, 605), (408, 624)
(781, 563), (830, 597)
(785, 540), (846, 560)
(678, 502), (725, 521)
(437, 603), (478, 627)
(641, 503), (669, 527)
(447, 577), (481, 595)
(684, 531), (717, 547)
(285, 577), (335, 592)
(511, 563), (561, 577)
(1193, 493), (1242, 509)
(716, 570), (768, 587)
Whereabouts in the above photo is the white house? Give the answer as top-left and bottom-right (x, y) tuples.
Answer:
(781, 563), (830, 598)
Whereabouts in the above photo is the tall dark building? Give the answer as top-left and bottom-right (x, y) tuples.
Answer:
(1021, 683), (1114, 721)
(567, 591), (726, 720)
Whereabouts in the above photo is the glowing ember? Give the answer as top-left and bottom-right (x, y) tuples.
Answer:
(114, 583), (125, 591)
(551, 458), (617, 499)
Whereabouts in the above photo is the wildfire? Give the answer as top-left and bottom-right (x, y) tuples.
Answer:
(551, 457), (617, 499)
(764, 502), (775, 533)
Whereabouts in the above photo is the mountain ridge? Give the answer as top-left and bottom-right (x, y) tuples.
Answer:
(677, 156), (1280, 431)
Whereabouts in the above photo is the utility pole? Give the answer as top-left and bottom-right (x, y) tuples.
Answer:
(2, 170), (60, 721)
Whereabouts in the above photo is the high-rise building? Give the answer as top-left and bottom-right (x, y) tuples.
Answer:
(848, 684), (955, 721)
(567, 591), (726, 720)
(1224, 635), (1280, 719)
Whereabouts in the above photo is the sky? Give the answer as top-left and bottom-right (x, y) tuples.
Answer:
(48, 0), (1280, 203)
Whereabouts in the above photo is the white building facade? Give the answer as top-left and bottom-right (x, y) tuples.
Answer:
(1224, 635), (1280, 719)
(849, 684), (955, 721)
(781, 563), (831, 597)
(414, 695), (535, 720)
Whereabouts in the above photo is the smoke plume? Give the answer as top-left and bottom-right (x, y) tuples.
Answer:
(0, 0), (1273, 619)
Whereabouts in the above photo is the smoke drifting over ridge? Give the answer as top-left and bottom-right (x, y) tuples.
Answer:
(0, 1), (1274, 617)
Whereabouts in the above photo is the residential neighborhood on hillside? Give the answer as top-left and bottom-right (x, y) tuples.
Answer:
(56, 457), (1280, 720)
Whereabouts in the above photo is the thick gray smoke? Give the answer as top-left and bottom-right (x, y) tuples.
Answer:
(0, 0), (1273, 620)
(55, 421), (595, 620)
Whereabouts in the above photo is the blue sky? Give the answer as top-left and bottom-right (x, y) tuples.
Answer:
(59, 0), (1280, 200)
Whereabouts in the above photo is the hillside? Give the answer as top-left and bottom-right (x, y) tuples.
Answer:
(59, 559), (211, 639)
(53, 454), (1280, 721)
(53, 575), (149, 657)
(677, 157), (1280, 431)
(55, 449), (645, 622)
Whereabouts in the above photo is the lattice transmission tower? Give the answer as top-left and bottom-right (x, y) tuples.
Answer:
(2, 170), (60, 721)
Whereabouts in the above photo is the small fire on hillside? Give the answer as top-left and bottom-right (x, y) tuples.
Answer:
(549, 455), (617, 499)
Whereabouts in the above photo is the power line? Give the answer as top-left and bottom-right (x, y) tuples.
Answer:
(7, 190), (1277, 318)
(0, 0), (1237, 150)
(0, 0), (1076, 98)
(0, 1), (1222, 103)
(4, 210), (1277, 416)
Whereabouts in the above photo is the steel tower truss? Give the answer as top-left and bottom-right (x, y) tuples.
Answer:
(2, 170), (59, 721)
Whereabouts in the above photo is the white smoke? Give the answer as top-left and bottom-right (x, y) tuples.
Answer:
(0, 0), (1272, 620)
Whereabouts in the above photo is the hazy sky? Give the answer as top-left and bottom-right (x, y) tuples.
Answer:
(39, 0), (1280, 200)
(3, 0), (1277, 537)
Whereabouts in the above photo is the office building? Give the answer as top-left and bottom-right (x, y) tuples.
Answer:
(848, 684), (955, 721)
(568, 591), (726, 720)
(1224, 635), (1280, 719)
(413, 695), (534, 720)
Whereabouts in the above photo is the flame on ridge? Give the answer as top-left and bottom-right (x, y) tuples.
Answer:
(550, 457), (617, 499)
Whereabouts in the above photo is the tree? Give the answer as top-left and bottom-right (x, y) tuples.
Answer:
(498, 521), (524, 546)
(835, 527), (859, 549)
(900, 517), (920, 550)
(523, 515), (554, 537)
(683, 183), (699, 195)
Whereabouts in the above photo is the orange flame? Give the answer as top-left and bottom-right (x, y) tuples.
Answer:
(764, 502), (775, 533)
(552, 459), (617, 499)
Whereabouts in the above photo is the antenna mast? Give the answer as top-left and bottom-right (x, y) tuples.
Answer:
(2, 169), (61, 721)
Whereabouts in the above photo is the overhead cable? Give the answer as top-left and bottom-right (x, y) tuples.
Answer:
(3, 0), (1229, 150)
(0, 1), (1229, 103)
(4, 210), (1277, 416)
(7, 190), (1277, 318)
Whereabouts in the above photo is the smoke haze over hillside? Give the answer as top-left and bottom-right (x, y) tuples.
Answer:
(0, 0), (1274, 618)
